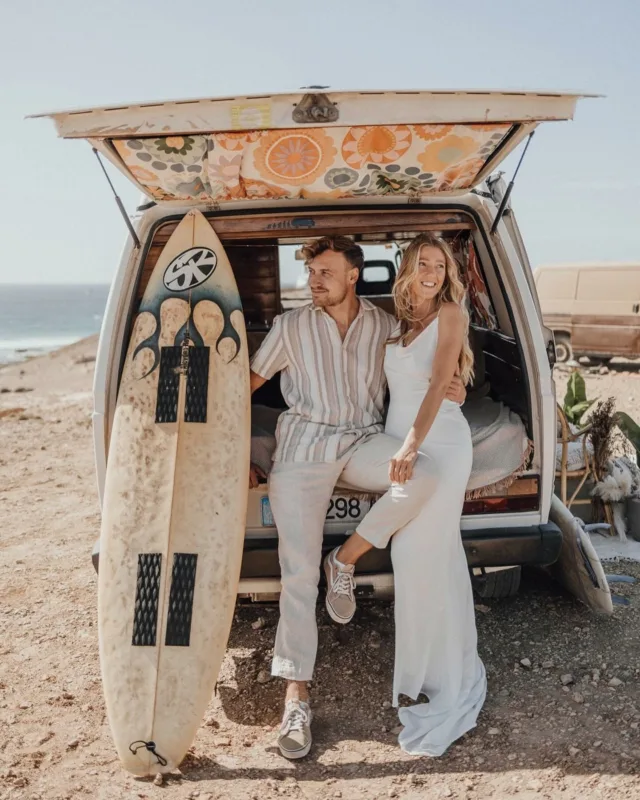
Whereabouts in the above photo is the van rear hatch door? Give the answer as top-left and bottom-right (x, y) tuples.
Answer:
(31, 89), (591, 206)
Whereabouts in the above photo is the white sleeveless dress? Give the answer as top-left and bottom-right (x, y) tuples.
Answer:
(384, 318), (487, 756)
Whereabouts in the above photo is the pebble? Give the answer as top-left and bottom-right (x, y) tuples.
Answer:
(609, 677), (623, 687)
(153, 774), (163, 786)
(214, 737), (231, 747)
(593, 740), (603, 748)
(542, 660), (554, 669)
(499, 689), (510, 697)
(252, 617), (266, 630)
(441, 789), (453, 798)
(488, 727), (500, 735)
(391, 725), (403, 735)
(572, 692), (585, 704)
(388, 790), (398, 798)
(256, 670), (271, 684)
(561, 674), (574, 686)
(568, 746), (581, 757)
(66, 739), (79, 750)
(382, 701), (392, 710)
(520, 658), (532, 668)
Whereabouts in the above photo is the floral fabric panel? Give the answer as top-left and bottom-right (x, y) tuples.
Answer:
(112, 123), (511, 203)
(465, 240), (498, 330)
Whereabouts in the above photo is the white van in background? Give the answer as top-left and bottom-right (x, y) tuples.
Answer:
(534, 263), (640, 363)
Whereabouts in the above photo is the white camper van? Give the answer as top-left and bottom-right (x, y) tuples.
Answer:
(36, 89), (597, 600)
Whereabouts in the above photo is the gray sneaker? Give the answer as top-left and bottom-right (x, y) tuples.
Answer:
(277, 699), (312, 759)
(324, 547), (356, 624)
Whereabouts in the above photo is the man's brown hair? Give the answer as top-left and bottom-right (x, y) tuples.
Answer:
(300, 236), (364, 272)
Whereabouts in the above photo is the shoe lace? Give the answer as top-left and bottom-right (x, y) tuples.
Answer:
(332, 567), (355, 601)
(282, 703), (310, 734)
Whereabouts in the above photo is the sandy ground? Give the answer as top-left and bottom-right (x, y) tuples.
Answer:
(2, 340), (640, 800)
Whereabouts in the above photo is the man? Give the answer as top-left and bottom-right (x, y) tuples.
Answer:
(249, 236), (465, 759)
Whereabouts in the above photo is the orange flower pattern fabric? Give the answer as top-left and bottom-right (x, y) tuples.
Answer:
(112, 123), (510, 203)
(341, 125), (412, 169)
(253, 130), (337, 186)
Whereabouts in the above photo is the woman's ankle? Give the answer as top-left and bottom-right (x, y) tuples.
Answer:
(336, 532), (371, 566)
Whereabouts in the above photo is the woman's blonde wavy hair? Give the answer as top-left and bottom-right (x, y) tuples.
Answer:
(391, 233), (474, 386)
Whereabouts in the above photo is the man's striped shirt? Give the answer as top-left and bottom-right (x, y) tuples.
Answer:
(250, 299), (396, 463)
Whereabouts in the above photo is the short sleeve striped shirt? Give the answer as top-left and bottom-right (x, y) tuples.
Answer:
(250, 299), (396, 463)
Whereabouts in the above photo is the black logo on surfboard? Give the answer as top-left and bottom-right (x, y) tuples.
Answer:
(163, 247), (217, 291)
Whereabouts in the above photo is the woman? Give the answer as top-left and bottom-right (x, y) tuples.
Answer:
(335, 232), (486, 756)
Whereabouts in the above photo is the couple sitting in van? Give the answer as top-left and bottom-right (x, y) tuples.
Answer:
(249, 234), (486, 759)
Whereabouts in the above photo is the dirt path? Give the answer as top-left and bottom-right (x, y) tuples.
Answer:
(1, 342), (640, 800)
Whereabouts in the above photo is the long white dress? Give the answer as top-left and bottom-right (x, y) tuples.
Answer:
(384, 318), (487, 756)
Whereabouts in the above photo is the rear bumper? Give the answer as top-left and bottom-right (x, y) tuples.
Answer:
(239, 522), (563, 583)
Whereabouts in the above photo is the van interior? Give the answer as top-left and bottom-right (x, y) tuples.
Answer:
(129, 207), (540, 518)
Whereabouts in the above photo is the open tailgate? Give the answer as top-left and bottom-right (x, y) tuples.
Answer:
(31, 89), (592, 206)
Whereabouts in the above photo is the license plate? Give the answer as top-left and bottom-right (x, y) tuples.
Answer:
(260, 495), (369, 527)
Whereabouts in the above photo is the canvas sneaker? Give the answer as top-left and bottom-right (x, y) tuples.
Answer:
(277, 699), (313, 759)
(323, 547), (356, 624)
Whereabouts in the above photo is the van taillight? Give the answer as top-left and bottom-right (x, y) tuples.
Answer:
(463, 478), (539, 515)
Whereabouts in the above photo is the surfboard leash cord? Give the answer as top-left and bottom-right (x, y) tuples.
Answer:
(129, 740), (168, 767)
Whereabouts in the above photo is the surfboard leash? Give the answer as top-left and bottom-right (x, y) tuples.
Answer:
(129, 740), (168, 767)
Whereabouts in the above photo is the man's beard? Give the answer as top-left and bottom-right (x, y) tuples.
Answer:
(313, 287), (349, 308)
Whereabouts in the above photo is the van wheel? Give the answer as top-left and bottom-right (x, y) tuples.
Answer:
(554, 334), (572, 363)
(472, 566), (521, 599)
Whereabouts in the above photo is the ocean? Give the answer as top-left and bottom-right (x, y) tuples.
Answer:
(0, 284), (110, 365)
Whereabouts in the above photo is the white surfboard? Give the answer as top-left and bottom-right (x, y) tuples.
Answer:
(548, 495), (613, 615)
(98, 209), (250, 775)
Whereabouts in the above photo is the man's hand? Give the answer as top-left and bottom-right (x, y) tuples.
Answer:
(249, 462), (267, 489)
(389, 441), (419, 484)
(445, 374), (466, 405)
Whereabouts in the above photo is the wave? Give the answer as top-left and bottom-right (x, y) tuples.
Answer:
(0, 335), (93, 365)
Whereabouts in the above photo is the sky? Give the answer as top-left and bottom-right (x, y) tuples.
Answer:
(1, 0), (639, 285)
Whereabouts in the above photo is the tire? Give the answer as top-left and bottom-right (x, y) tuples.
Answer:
(472, 566), (521, 599)
(554, 334), (572, 363)
(589, 356), (612, 366)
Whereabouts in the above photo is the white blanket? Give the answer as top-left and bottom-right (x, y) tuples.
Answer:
(461, 397), (531, 498)
(251, 397), (531, 498)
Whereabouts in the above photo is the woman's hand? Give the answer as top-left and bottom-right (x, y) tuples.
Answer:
(389, 441), (419, 484)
